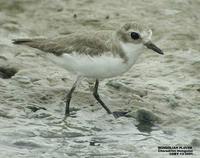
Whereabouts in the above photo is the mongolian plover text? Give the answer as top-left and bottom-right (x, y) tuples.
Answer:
(13, 22), (164, 119)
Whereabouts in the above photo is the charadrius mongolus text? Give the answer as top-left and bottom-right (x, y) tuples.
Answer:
(13, 22), (163, 119)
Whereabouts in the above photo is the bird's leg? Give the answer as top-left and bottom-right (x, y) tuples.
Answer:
(93, 79), (128, 118)
(64, 76), (82, 118)
(93, 79), (112, 114)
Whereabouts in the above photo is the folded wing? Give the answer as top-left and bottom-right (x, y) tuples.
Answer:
(12, 32), (112, 56)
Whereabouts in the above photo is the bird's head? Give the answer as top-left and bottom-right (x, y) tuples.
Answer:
(116, 22), (164, 55)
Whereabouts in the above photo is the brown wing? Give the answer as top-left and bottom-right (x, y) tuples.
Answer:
(12, 32), (112, 56)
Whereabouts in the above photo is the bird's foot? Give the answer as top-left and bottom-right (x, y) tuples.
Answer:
(63, 113), (69, 121)
(63, 112), (77, 121)
(112, 111), (129, 119)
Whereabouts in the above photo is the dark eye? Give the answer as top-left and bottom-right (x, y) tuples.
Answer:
(131, 32), (140, 40)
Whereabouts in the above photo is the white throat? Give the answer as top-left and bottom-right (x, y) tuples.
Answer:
(120, 42), (143, 66)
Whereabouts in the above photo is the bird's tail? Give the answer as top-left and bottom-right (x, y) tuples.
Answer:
(12, 38), (48, 53)
(12, 38), (33, 45)
(12, 37), (63, 56)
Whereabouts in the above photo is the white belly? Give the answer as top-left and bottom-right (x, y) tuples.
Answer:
(47, 53), (132, 79)
(47, 42), (143, 79)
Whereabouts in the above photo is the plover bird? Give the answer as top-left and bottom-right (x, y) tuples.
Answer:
(13, 22), (163, 118)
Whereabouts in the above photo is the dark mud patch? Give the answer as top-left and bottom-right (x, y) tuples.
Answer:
(0, 67), (18, 79)
(26, 105), (47, 112)
(13, 140), (42, 149)
(135, 109), (161, 133)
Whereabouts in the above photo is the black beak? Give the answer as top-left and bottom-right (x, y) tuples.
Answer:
(144, 41), (164, 55)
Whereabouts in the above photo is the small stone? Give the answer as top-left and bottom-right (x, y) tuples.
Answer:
(57, 7), (63, 12)
(89, 141), (95, 146)
(105, 15), (109, 19)
(26, 105), (47, 112)
(89, 141), (100, 146)
(73, 14), (77, 18)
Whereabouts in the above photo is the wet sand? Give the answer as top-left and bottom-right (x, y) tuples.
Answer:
(0, 0), (200, 157)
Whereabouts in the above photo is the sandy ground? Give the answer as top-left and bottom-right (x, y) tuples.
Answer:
(0, 0), (200, 157)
